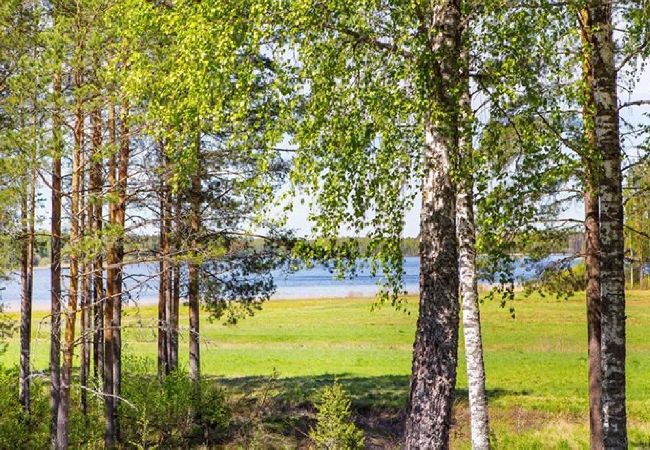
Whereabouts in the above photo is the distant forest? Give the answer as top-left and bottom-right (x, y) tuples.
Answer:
(25, 232), (586, 267)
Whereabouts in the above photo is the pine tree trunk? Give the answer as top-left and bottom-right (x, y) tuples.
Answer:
(80, 145), (90, 417)
(56, 65), (83, 448)
(104, 102), (117, 448)
(170, 195), (181, 372)
(585, 188), (603, 450)
(587, 1), (627, 446)
(91, 103), (104, 382)
(50, 68), (63, 446)
(158, 144), (170, 376)
(19, 172), (34, 413)
(112, 100), (130, 440)
(579, 11), (604, 447)
(189, 133), (201, 383)
(404, 1), (461, 448)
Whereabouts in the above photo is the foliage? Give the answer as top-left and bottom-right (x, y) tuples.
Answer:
(310, 381), (365, 450)
(120, 356), (230, 447)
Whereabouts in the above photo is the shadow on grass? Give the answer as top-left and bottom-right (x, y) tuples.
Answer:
(215, 373), (529, 446)
(218, 373), (525, 407)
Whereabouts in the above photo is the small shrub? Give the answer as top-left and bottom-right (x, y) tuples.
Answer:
(120, 356), (230, 447)
(0, 366), (49, 448)
(310, 381), (364, 450)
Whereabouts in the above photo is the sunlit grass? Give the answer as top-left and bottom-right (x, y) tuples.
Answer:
(2, 290), (649, 448)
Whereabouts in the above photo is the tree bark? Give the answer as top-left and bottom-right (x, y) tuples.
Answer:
(585, 188), (603, 450)
(104, 102), (117, 448)
(158, 144), (170, 376)
(91, 102), (104, 382)
(80, 140), (90, 416)
(579, 9), (604, 447)
(50, 68), (63, 446)
(457, 82), (490, 450)
(170, 195), (181, 372)
(586, 1), (627, 447)
(404, 1), (461, 448)
(112, 100), (130, 440)
(56, 64), (83, 449)
(19, 164), (35, 413)
(579, 12), (605, 449)
(189, 132), (201, 383)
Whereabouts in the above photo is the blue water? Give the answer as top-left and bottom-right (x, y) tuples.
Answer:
(0, 255), (572, 311)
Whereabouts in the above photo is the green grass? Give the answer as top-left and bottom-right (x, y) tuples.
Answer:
(2, 291), (650, 448)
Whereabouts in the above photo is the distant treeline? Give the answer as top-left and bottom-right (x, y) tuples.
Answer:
(29, 232), (588, 268)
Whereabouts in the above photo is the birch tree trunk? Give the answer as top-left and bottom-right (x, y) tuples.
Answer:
(406, 122), (460, 450)
(587, 1), (627, 446)
(404, 1), (461, 448)
(457, 85), (490, 449)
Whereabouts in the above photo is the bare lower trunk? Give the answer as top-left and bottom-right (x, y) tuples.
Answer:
(189, 135), (201, 383)
(80, 148), (90, 416)
(457, 188), (490, 450)
(104, 102), (117, 448)
(404, 1), (461, 448)
(158, 145), (170, 376)
(91, 103), (104, 382)
(585, 189), (603, 450)
(19, 175), (35, 413)
(170, 195), (181, 372)
(56, 67), (83, 447)
(50, 69), (63, 445)
(457, 46), (490, 450)
(580, 19), (605, 450)
(112, 101), (130, 440)
(586, 1), (627, 446)
(579, 13), (604, 446)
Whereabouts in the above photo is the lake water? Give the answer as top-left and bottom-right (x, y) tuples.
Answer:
(0, 255), (569, 311)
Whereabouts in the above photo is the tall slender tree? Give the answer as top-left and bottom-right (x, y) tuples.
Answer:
(586, 1), (627, 446)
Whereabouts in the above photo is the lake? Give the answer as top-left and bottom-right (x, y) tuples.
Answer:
(0, 255), (571, 311)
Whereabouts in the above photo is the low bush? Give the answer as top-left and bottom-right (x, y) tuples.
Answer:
(120, 356), (230, 447)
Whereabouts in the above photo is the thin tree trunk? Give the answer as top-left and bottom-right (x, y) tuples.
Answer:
(112, 100), (130, 441)
(158, 144), (169, 376)
(170, 195), (181, 372)
(104, 102), (117, 448)
(50, 68), (63, 446)
(457, 77), (490, 450)
(579, 9), (603, 447)
(189, 132), (201, 383)
(91, 102), (104, 382)
(56, 64), (83, 449)
(586, 1), (627, 446)
(19, 168), (35, 413)
(585, 188), (603, 450)
(404, 1), (461, 448)
(80, 142), (90, 416)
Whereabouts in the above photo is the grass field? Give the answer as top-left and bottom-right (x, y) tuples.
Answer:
(2, 291), (650, 448)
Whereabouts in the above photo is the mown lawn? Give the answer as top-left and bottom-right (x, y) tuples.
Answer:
(1, 291), (649, 448)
